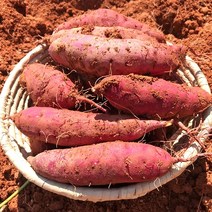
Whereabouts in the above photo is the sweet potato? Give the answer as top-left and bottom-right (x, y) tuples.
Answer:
(48, 33), (187, 77)
(20, 63), (105, 112)
(11, 107), (172, 147)
(50, 26), (158, 43)
(92, 74), (212, 119)
(54, 8), (165, 43)
(28, 141), (183, 186)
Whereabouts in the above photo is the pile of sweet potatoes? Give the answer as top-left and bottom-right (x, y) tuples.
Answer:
(12, 9), (211, 187)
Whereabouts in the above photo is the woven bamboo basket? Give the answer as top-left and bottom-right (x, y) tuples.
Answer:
(0, 43), (211, 202)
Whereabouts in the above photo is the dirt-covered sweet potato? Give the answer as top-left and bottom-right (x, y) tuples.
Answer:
(20, 63), (105, 112)
(11, 107), (172, 147)
(54, 8), (165, 43)
(92, 74), (212, 119)
(48, 33), (187, 77)
(28, 141), (185, 186)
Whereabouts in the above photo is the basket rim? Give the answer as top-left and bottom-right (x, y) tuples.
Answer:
(0, 44), (211, 202)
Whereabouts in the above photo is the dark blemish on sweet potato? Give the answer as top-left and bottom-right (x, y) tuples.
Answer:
(125, 47), (131, 53)
(114, 47), (119, 53)
(56, 44), (65, 53)
(151, 91), (164, 101)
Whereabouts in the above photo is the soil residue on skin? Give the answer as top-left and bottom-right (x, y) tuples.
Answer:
(104, 28), (123, 39)
(81, 25), (95, 34)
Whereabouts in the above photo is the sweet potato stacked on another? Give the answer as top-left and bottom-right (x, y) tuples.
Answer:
(12, 9), (211, 187)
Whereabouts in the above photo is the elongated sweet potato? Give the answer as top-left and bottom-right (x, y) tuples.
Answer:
(48, 33), (187, 77)
(92, 74), (212, 119)
(54, 8), (165, 43)
(50, 26), (158, 43)
(20, 63), (105, 112)
(28, 141), (184, 186)
(11, 107), (172, 147)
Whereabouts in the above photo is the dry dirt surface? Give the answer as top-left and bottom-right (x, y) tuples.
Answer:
(0, 0), (212, 211)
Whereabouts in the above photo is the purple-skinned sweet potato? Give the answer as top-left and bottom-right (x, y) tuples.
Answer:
(92, 74), (212, 119)
(11, 107), (172, 147)
(48, 33), (187, 77)
(20, 63), (105, 112)
(28, 141), (185, 186)
(54, 8), (165, 43)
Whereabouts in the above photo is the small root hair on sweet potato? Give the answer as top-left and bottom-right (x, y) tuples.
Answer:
(49, 33), (187, 77)
(27, 141), (189, 186)
(54, 8), (166, 43)
(20, 63), (106, 112)
(92, 74), (211, 119)
(11, 107), (173, 147)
